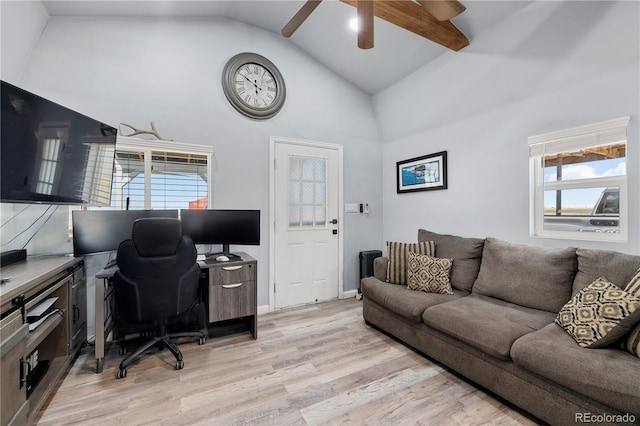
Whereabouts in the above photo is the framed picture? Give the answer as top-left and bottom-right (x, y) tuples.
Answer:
(396, 151), (447, 194)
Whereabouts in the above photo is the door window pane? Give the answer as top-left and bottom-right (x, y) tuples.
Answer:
(288, 155), (327, 228)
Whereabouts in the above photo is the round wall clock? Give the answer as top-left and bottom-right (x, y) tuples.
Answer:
(221, 52), (286, 120)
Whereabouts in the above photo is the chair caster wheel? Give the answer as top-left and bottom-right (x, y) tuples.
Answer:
(198, 337), (206, 345)
(117, 369), (127, 379)
(176, 360), (184, 370)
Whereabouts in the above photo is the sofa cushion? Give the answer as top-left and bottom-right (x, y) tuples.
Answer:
(555, 277), (640, 348)
(511, 323), (640, 415)
(406, 252), (453, 295)
(472, 238), (577, 313)
(422, 294), (556, 361)
(573, 248), (640, 295)
(361, 276), (464, 323)
(386, 241), (435, 284)
(417, 229), (484, 293)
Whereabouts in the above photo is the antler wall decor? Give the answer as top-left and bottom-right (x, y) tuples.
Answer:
(119, 121), (173, 141)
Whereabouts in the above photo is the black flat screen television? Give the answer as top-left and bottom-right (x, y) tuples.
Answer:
(180, 209), (260, 257)
(1, 81), (117, 205)
(72, 209), (179, 256)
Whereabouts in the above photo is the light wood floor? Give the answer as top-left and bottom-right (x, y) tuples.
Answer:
(35, 299), (539, 425)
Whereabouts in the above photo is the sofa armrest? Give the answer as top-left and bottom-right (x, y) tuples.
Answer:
(373, 256), (388, 282)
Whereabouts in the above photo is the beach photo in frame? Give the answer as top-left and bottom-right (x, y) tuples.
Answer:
(396, 151), (447, 194)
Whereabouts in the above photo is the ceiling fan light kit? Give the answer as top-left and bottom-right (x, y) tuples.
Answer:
(282, 0), (469, 51)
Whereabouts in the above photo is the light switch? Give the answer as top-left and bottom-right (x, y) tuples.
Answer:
(345, 203), (359, 213)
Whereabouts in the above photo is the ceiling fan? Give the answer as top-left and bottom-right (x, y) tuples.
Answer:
(282, 0), (469, 50)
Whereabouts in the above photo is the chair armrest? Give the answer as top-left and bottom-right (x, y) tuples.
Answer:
(373, 256), (388, 282)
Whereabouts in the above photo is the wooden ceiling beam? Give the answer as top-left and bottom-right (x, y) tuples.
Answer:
(416, 0), (466, 22)
(358, 0), (374, 49)
(340, 0), (469, 51)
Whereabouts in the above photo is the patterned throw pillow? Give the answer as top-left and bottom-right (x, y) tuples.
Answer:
(622, 268), (640, 357)
(406, 252), (453, 295)
(386, 241), (435, 285)
(555, 277), (640, 348)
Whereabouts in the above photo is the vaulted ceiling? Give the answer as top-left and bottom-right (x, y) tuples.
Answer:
(41, 0), (532, 95)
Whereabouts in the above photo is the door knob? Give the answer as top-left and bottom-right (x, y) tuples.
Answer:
(330, 219), (338, 224)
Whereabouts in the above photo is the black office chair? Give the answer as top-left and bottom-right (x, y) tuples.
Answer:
(114, 217), (206, 379)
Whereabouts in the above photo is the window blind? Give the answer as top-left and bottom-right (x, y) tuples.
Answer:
(108, 136), (213, 210)
(528, 116), (630, 157)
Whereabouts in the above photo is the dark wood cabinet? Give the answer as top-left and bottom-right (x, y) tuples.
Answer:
(70, 261), (87, 358)
(0, 256), (86, 425)
(206, 253), (257, 339)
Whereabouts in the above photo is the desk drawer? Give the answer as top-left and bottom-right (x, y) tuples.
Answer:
(208, 280), (256, 322)
(209, 264), (255, 285)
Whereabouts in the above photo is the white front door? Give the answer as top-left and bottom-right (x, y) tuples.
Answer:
(271, 138), (342, 309)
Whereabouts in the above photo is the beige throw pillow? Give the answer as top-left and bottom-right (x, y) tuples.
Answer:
(625, 267), (640, 295)
(555, 277), (640, 348)
(386, 241), (435, 285)
(407, 252), (453, 295)
(621, 325), (640, 357)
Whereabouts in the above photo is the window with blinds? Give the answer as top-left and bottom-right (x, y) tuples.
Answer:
(94, 136), (213, 211)
(528, 116), (629, 241)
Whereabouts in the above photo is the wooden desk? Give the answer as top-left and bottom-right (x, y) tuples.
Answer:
(93, 252), (257, 373)
(0, 256), (85, 425)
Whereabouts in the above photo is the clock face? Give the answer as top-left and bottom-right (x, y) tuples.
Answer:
(234, 63), (278, 109)
(222, 53), (286, 120)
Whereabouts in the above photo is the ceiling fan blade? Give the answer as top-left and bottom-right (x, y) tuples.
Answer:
(417, 0), (466, 21)
(281, 0), (323, 37)
(358, 0), (374, 49)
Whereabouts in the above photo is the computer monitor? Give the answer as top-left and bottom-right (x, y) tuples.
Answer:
(180, 209), (260, 257)
(72, 209), (179, 256)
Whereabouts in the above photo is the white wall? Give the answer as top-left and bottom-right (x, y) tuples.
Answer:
(0, 2), (62, 257)
(374, 1), (640, 255)
(0, 0), (48, 83)
(1, 8), (383, 336)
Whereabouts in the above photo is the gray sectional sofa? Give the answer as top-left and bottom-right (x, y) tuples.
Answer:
(361, 229), (640, 425)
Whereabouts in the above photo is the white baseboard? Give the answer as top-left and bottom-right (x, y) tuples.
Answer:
(342, 289), (358, 299)
(257, 290), (360, 316)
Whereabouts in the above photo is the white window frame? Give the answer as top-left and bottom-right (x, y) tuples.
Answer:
(114, 136), (214, 210)
(528, 116), (630, 242)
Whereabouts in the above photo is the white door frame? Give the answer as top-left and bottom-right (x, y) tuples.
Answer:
(268, 136), (344, 312)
